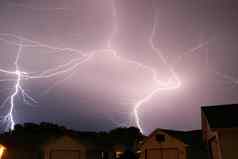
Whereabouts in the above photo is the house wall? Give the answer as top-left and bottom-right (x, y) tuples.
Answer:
(43, 136), (86, 159)
(113, 145), (126, 159)
(2, 147), (42, 159)
(202, 112), (222, 159)
(139, 131), (187, 159)
(201, 112), (210, 142)
(86, 149), (114, 159)
(202, 112), (238, 159)
(86, 150), (101, 159)
(208, 135), (221, 159)
(218, 128), (238, 159)
(3, 136), (113, 159)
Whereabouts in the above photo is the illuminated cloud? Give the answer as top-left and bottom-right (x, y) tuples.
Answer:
(0, 0), (237, 134)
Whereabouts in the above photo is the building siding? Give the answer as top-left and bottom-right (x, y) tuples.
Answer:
(139, 131), (187, 159)
(218, 129), (238, 159)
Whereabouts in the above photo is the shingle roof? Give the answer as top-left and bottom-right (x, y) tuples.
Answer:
(157, 129), (203, 146)
(201, 104), (238, 128)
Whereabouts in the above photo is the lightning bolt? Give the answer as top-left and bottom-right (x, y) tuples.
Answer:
(0, 0), (212, 133)
(102, 0), (181, 133)
(132, 1), (181, 133)
(0, 35), (88, 131)
(0, 43), (27, 131)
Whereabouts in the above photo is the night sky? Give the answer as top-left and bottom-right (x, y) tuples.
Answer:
(0, 0), (238, 134)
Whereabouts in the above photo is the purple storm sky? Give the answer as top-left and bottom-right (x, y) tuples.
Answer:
(0, 0), (238, 134)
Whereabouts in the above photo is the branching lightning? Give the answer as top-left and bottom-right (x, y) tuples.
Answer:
(0, 35), (88, 131)
(0, 43), (23, 130)
(132, 1), (181, 133)
(0, 0), (212, 133)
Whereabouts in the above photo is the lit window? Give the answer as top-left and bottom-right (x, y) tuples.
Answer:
(0, 145), (6, 159)
(136, 150), (141, 154)
(115, 151), (123, 158)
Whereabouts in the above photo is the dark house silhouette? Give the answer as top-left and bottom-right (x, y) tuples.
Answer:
(201, 104), (238, 159)
(1, 104), (237, 159)
(0, 123), (143, 159)
(138, 128), (208, 159)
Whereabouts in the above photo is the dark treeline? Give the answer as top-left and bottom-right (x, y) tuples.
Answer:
(0, 122), (144, 149)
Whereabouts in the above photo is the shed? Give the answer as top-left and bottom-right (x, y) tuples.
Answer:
(43, 135), (86, 159)
(138, 129), (208, 159)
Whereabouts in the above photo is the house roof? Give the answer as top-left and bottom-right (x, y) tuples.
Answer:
(156, 129), (204, 146)
(147, 129), (209, 159)
(201, 104), (238, 128)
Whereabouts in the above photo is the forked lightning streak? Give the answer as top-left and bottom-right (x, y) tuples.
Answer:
(0, 0), (213, 133)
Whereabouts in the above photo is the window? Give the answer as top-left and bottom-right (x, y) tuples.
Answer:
(156, 134), (165, 143)
(115, 151), (123, 159)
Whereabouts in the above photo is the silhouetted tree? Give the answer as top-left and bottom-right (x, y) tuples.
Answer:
(109, 127), (144, 145)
